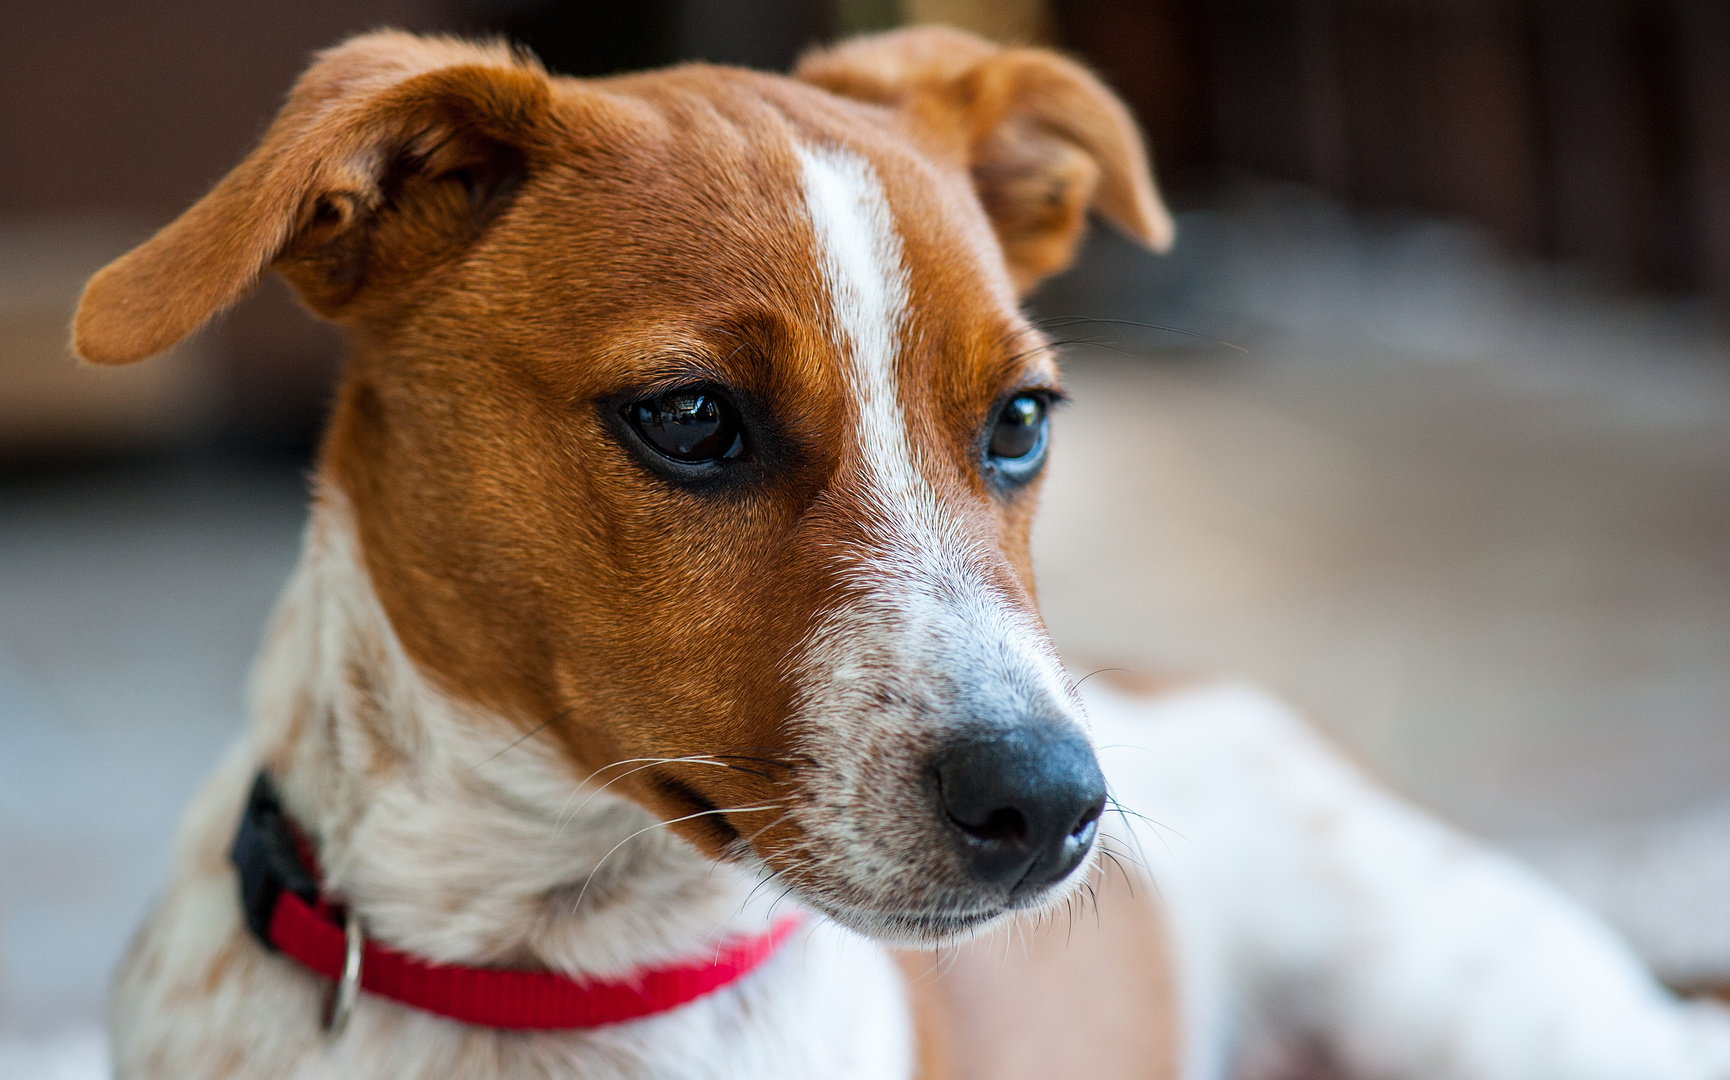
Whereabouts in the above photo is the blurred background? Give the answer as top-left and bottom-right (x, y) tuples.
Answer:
(3, 0), (1729, 1069)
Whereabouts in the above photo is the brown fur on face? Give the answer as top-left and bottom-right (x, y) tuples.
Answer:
(74, 28), (1167, 921)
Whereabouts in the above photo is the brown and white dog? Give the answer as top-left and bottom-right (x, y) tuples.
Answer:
(75, 26), (1730, 1080)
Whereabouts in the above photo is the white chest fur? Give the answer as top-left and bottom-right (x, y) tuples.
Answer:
(117, 771), (911, 1080)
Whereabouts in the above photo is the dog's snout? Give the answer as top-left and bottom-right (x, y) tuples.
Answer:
(932, 727), (1106, 894)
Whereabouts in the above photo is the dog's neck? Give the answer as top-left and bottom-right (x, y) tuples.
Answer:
(245, 483), (775, 978)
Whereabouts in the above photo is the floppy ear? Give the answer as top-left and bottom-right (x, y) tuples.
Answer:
(74, 31), (552, 365)
(796, 26), (1173, 295)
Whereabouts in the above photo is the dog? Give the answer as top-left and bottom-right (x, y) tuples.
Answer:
(74, 25), (1730, 1080)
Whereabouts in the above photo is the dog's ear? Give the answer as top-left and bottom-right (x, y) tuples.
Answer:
(74, 31), (552, 365)
(797, 26), (1172, 294)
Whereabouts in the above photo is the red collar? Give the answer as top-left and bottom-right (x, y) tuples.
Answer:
(232, 773), (800, 1030)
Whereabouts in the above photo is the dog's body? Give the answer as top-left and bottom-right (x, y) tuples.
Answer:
(76, 27), (1730, 1080)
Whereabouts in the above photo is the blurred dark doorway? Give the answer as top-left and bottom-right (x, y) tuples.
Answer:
(473, 0), (834, 77)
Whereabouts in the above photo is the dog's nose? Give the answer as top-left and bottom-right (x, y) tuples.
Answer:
(932, 726), (1107, 893)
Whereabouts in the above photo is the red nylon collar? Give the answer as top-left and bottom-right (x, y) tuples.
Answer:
(267, 891), (801, 1029)
(234, 772), (799, 1030)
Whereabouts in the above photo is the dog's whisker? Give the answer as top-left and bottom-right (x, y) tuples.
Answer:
(1072, 666), (1130, 691)
(713, 745), (816, 762)
(556, 756), (767, 835)
(547, 750), (719, 839)
(1097, 834), (1150, 873)
(1103, 791), (1180, 839)
(466, 711), (567, 771)
(692, 759), (778, 781)
(577, 754), (737, 784)
(998, 339), (1072, 367)
(767, 883), (801, 918)
(710, 752), (812, 773)
(1099, 838), (1167, 904)
(572, 803), (785, 913)
(742, 807), (794, 847)
(740, 868), (785, 913)
(1102, 785), (1177, 871)
(1027, 314), (1250, 354)
(1100, 847), (1137, 898)
(944, 941), (972, 979)
(1093, 742), (1165, 756)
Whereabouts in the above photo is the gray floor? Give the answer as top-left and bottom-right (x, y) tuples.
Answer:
(2, 187), (1728, 1057)
(1031, 187), (1730, 987)
(1036, 189), (1730, 837)
(0, 462), (308, 1031)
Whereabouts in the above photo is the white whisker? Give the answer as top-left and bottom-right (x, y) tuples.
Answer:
(573, 803), (784, 913)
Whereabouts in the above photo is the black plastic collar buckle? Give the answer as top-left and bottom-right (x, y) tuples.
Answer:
(230, 772), (320, 950)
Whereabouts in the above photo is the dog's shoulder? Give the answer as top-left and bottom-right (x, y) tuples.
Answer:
(112, 746), (328, 1079)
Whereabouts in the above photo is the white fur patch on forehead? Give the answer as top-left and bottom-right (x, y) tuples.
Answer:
(791, 143), (1064, 692)
(781, 147), (1093, 937)
(795, 144), (920, 500)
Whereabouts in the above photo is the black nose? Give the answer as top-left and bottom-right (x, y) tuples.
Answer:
(932, 726), (1107, 894)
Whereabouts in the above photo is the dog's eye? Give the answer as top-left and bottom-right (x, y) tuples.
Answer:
(626, 388), (745, 463)
(987, 394), (1049, 480)
(990, 395), (1045, 459)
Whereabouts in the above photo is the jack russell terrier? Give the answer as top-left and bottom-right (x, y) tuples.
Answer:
(74, 25), (1730, 1080)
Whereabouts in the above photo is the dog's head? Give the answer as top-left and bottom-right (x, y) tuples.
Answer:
(75, 28), (1169, 944)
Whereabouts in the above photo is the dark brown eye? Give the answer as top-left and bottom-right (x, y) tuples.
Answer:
(627, 388), (744, 463)
(988, 394), (1048, 466)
